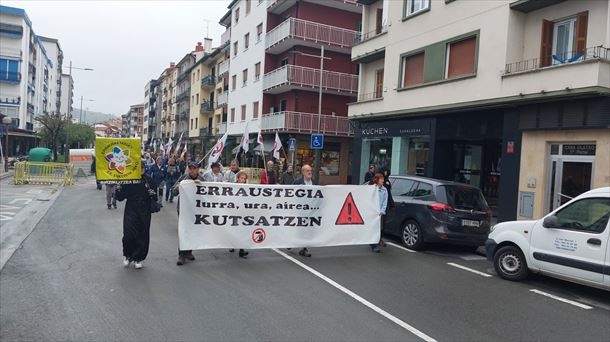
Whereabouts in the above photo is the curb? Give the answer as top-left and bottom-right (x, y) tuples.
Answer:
(0, 171), (13, 180)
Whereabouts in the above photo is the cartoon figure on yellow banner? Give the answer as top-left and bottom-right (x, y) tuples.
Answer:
(105, 145), (132, 174)
(95, 138), (141, 184)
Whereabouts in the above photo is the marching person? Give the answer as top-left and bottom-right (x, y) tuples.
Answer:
(292, 164), (316, 257)
(105, 182), (117, 209)
(172, 161), (204, 266)
(223, 159), (240, 183)
(203, 162), (224, 182)
(260, 160), (277, 185)
(164, 158), (180, 203)
(280, 164), (295, 185)
(91, 155), (102, 190)
(116, 166), (157, 269)
(229, 170), (249, 258)
(370, 172), (388, 253)
(150, 156), (167, 208)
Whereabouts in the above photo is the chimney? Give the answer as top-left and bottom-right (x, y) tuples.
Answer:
(204, 38), (213, 53)
(194, 42), (204, 52)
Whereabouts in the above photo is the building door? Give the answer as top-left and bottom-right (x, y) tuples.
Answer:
(375, 69), (384, 98)
(547, 143), (595, 212)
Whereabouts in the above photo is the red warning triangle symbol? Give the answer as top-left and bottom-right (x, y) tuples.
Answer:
(335, 192), (365, 225)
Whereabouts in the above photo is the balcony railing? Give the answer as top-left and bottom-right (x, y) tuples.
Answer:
(0, 72), (21, 83)
(177, 72), (190, 83)
(217, 92), (228, 107)
(202, 75), (215, 87)
(504, 46), (609, 75)
(263, 65), (358, 94)
(201, 100), (214, 112)
(266, 17), (357, 51)
(219, 60), (230, 76)
(261, 111), (353, 136)
(354, 25), (388, 44)
(175, 91), (189, 103)
(221, 28), (231, 46)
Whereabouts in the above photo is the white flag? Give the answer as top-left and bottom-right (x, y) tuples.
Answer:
(257, 130), (264, 150)
(166, 137), (174, 154)
(208, 131), (229, 169)
(175, 131), (184, 154)
(240, 122), (250, 153)
(160, 141), (166, 156)
(181, 141), (188, 159)
(273, 132), (282, 160)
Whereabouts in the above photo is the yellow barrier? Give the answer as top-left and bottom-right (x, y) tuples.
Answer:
(14, 161), (75, 186)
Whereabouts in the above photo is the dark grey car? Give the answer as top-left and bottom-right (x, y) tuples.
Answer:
(384, 176), (492, 250)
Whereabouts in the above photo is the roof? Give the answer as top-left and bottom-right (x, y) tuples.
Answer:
(0, 5), (32, 29)
(219, 10), (231, 27)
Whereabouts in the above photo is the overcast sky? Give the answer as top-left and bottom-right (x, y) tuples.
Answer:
(3, 0), (230, 115)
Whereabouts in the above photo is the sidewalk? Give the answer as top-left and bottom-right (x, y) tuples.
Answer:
(0, 169), (13, 181)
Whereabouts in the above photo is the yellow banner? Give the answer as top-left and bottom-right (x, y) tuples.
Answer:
(95, 138), (141, 184)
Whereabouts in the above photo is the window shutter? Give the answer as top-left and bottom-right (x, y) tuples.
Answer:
(575, 11), (588, 53)
(540, 19), (553, 67)
(447, 37), (476, 78)
(403, 52), (425, 87)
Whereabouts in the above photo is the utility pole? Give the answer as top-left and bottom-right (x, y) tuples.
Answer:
(313, 45), (325, 185)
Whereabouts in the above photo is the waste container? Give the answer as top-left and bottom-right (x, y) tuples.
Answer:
(28, 147), (52, 162)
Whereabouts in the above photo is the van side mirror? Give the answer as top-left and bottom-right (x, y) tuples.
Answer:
(542, 215), (558, 228)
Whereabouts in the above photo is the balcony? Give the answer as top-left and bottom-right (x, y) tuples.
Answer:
(219, 60), (229, 77)
(263, 65), (358, 96)
(0, 71), (21, 84)
(199, 127), (213, 137)
(201, 100), (214, 113)
(261, 111), (353, 137)
(352, 27), (387, 63)
(217, 92), (228, 107)
(268, 0), (361, 14)
(177, 71), (190, 84)
(266, 17), (357, 54)
(221, 28), (231, 46)
(175, 91), (189, 103)
(504, 46), (609, 75)
(356, 91), (383, 103)
(510, 0), (566, 13)
(201, 75), (215, 87)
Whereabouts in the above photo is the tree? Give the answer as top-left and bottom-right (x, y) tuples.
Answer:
(64, 122), (96, 149)
(35, 112), (67, 161)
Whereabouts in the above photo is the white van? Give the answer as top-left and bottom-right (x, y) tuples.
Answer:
(486, 187), (610, 290)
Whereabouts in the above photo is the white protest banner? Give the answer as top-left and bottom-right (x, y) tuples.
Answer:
(178, 182), (380, 250)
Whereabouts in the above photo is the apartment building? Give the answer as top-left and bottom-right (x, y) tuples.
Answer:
(160, 63), (176, 139)
(143, 79), (160, 143)
(221, 0), (361, 183)
(59, 73), (73, 117)
(122, 104), (144, 138)
(349, 0), (610, 221)
(175, 52), (196, 143)
(38, 36), (63, 115)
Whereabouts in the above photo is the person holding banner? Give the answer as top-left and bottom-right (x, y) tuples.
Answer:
(223, 159), (240, 183)
(228, 170), (249, 258)
(370, 172), (388, 253)
(172, 161), (205, 266)
(115, 166), (157, 269)
(203, 162), (224, 182)
(260, 160), (277, 185)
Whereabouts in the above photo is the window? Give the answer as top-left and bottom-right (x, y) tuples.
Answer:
(253, 101), (259, 119)
(0, 58), (20, 82)
(446, 36), (476, 78)
(195, 118), (198, 129)
(255, 62), (261, 81)
(241, 105), (246, 121)
(233, 41), (238, 56)
(280, 58), (289, 66)
(375, 68), (384, 98)
(280, 99), (287, 112)
(413, 182), (433, 197)
(390, 179), (416, 196)
(401, 52), (425, 87)
(232, 75), (237, 90)
(190, 118), (193, 130)
(234, 8), (240, 24)
(196, 93), (199, 104)
(404, 0), (429, 17)
(244, 33), (250, 50)
(256, 24), (263, 42)
(376, 8), (383, 34)
(246, 0), (251, 14)
(243, 69), (248, 86)
(554, 198), (610, 233)
(231, 108), (235, 122)
(540, 12), (588, 67)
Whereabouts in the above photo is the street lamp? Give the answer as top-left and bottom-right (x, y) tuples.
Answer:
(2, 116), (12, 172)
(290, 46), (332, 184)
(67, 61), (94, 120)
(79, 97), (94, 123)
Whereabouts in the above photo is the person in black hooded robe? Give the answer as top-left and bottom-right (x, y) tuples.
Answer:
(116, 166), (157, 269)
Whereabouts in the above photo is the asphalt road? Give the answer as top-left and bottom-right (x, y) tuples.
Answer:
(1, 179), (609, 341)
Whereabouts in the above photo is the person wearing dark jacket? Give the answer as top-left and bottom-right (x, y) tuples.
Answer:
(382, 168), (394, 210)
(364, 165), (376, 184)
(116, 167), (157, 269)
(280, 165), (295, 185)
(172, 161), (204, 266)
(91, 156), (102, 190)
(150, 156), (166, 207)
(164, 158), (180, 203)
(292, 164), (316, 257)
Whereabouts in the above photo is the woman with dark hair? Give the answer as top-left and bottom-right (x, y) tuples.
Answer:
(369, 172), (388, 253)
(116, 166), (157, 269)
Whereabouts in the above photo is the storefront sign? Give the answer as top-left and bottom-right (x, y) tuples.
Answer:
(562, 144), (596, 156)
(355, 118), (432, 138)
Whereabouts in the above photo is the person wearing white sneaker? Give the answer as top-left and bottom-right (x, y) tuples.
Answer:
(134, 261), (143, 269)
(123, 256), (131, 267)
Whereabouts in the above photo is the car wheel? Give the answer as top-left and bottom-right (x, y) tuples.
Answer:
(493, 245), (528, 281)
(401, 220), (424, 250)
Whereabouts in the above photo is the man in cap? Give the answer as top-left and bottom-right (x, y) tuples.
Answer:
(172, 161), (205, 266)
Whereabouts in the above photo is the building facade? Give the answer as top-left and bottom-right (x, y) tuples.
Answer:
(349, 0), (610, 221)
(59, 73), (73, 118)
(143, 79), (160, 143)
(38, 36), (63, 115)
(160, 63), (176, 139)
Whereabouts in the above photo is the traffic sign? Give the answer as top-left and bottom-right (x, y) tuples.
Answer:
(310, 134), (324, 150)
(288, 138), (296, 152)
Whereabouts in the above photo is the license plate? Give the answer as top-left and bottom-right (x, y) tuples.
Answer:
(462, 219), (480, 227)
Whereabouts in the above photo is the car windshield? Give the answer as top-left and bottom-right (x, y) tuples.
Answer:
(440, 185), (488, 211)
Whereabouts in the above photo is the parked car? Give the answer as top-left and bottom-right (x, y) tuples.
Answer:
(384, 176), (492, 250)
(486, 187), (610, 291)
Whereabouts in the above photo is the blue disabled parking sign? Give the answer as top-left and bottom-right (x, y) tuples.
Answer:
(288, 138), (296, 152)
(311, 134), (324, 150)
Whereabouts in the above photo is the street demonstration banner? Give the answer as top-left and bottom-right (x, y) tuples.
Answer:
(95, 138), (142, 184)
(178, 182), (381, 249)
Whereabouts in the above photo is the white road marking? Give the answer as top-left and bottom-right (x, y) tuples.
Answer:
(386, 241), (416, 253)
(459, 255), (486, 261)
(273, 248), (437, 342)
(9, 198), (32, 205)
(447, 262), (493, 278)
(529, 289), (593, 310)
